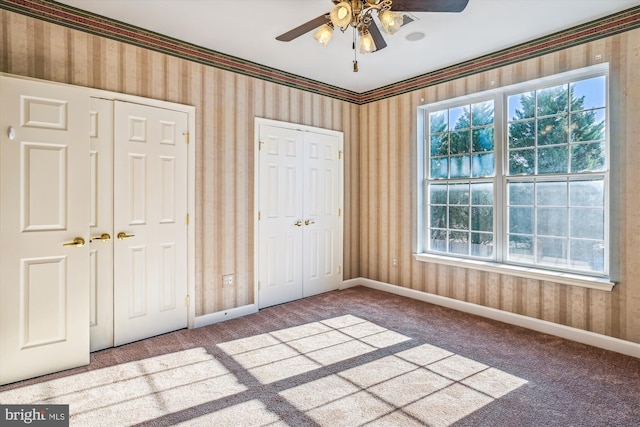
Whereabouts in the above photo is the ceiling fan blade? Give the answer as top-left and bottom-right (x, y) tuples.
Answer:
(276, 15), (329, 42)
(368, 23), (387, 52)
(391, 0), (470, 13)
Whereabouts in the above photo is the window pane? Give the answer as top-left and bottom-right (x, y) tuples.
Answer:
(430, 229), (447, 252)
(430, 158), (448, 179)
(450, 106), (470, 130)
(472, 153), (495, 177)
(471, 233), (493, 257)
(430, 184), (448, 204)
(570, 76), (606, 111)
(430, 110), (448, 133)
(570, 109), (605, 142)
(508, 91), (535, 121)
(449, 231), (469, 255)
(430, 134), (449, 156)
(509, 207), (533, 234)
(537, 84), (568, 116)
(508, 235), (533, 262)
(537, 207), (567, 237)
(509, 149), (535, 175)
(430, 206), (447, 228)
(450, 130), (471, 154)
(570, 208), (604, 239)
(570, 240), (604, 273)
(471, 182), (493, 205)
(472, 128), (494, 152)
(538, 146), (568, 174)
(509, 182), (534, 205)
(449, 184), (469, 204)
(471, 207), (493, 232)
(450, 156), (471, 178)
(509, 120), (535, 148)
(571, 142), (605, 173)
(537, 237), (568, 267)
(449, 206), (469, 230)
(472, 101), (494, 126)
(537, 181), (567, 206)
(537, 116), (568, 146)
(570, 179), (604, 206)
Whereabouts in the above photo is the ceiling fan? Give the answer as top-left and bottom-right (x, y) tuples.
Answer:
(276, 0), (470, 71)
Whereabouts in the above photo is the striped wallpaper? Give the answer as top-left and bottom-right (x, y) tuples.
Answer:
(0, 4), (638, 345)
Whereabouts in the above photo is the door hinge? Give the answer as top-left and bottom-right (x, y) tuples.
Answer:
(337, 265), (341, 274)
(338, 208), (341, 217)
(258, 281), (261, 290)
(186, 214), (190, 225)
(258, 211), (261, 220)
(259, 141), (264, 151)
(185, 295), (190, 307)
(338, 150), (342, 160)
(183, 132), (190, 144)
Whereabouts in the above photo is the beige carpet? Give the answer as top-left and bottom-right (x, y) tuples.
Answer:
(0, 286), (638, 426)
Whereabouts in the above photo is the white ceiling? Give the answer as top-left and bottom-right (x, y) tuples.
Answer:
(57, 0), (640, 93)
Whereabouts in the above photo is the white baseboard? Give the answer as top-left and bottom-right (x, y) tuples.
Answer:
(194, 304), (258, 328)
(342, 277), (640, 359)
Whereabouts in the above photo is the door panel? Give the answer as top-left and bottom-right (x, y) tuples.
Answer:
(258, 124), (304, 308)
(113, 101), (188, 346)
(302, 132), (341, 297)
(0, 76), (90, 385)
(89, 97), (114, 352)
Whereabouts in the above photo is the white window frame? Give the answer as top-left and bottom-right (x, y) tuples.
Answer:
(415, 64), (615, 292)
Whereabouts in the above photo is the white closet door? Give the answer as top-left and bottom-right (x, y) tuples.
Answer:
(302, 132), (342, 297)
(113, 101), (188, 346)
(89, 98), (114, 352)
(0, 76), (90, 385)
(258, 124), (304, 308)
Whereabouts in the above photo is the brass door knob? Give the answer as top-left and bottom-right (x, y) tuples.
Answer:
(294, 221), (303, 227)
(62, 237), (85, 247)
(117, 232), (135, 240)
(305, 219), (316, 226)
(90, 233), (111, 242)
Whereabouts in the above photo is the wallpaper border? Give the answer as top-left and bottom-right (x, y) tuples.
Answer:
(1, 0), (640, 104)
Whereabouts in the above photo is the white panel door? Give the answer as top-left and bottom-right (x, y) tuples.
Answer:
(113, 101), (188, 346)
(89, 98), (114, 352)
(0, 76), (90, 385)
(302, 132), (342, 297)
(258, 124), (304, 308)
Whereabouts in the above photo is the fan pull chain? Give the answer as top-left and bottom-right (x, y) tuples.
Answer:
(353, 27), (358, 72)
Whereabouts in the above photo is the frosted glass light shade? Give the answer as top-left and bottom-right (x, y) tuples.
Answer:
(379, 10), (404, 35)
(359, 30), (377, 54)
(330, 2), (352, 27)
(313, 24), (334, 46)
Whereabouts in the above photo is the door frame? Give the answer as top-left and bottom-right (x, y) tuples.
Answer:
(253, 117), (344, 308)
(90, 88), (197, 329)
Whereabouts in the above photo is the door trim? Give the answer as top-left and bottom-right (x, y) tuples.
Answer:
(254, 117), (344, 308)
(90, 88), (197, 329)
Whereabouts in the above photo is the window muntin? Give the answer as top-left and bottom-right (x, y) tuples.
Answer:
(422, 68), (608, 277)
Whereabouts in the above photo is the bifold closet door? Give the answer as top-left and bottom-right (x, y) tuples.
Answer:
(0, 76), (90, 385)
(113, 101), (189, 346)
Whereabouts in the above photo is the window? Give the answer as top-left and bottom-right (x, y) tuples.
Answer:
(418, 65), (609, 278)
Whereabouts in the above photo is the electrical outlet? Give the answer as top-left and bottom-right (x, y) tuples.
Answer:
(392, 258), (398, 267)
(223, 274), (234, 287)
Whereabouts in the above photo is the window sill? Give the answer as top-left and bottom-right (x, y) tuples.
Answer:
(413, 253), (615, 292)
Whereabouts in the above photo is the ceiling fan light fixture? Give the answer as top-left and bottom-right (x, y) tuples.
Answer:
(379, 10), (404, 35)
(330, 2), (352, 28)
(313, 23), (334, 46)
(359, 29), (377, 54)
